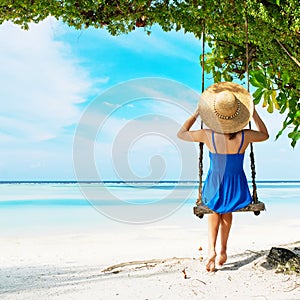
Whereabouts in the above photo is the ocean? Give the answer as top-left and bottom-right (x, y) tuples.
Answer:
(0, 181), (299, 236)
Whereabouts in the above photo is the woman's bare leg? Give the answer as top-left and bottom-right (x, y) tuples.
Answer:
(218, 212), (232, 266)
(206, 212), (221, 272)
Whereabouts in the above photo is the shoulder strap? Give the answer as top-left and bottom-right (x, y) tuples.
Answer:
(237, 130), (245, 154)
(212, 131), (218, 153)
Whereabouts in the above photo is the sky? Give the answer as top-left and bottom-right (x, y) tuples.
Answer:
(0, 18), (299, 181)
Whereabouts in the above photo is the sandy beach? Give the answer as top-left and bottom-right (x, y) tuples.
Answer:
(1, 203), (299, 300)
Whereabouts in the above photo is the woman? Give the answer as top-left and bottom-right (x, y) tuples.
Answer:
(177, 82), (269, 272)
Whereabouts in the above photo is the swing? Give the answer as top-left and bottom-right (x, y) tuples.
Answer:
(193, 9), (266, 219)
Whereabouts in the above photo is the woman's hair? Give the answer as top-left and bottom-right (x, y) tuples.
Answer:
(229, 132), (238, 140)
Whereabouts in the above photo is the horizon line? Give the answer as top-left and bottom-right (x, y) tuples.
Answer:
(0, 180), (300, 184)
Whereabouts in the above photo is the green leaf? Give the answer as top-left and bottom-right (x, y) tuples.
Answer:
(282, 72), (290, 86)
(215, 60), (222, 68)
(253, 88), (263, 99)
(262, 90), (270, 107)
(250, 76), (263, 88)
(252, 88), (264, 104)
(271, 90), (280, 110)
(295, 111), (300, 119)
(214, 71), (221, 82)
(223, 73), (233, 82)
(288, 131), (300, 141)
(253, 71), (267, 87)
(267, 101), (274, 113)
(276, 127), (285, 140)
(276, 118), (293, 140)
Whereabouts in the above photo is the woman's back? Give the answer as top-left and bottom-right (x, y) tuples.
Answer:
(205, 130), (246, 154)
(208, 130), (246, 175)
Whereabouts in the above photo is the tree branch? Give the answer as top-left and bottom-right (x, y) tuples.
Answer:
(276, 39), (300, 68)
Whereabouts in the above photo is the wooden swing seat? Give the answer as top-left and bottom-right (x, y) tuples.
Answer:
(193, 201), (265, 218)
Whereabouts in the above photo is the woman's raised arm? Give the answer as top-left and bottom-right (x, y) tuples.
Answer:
(177, 109), (207, 143)
(246, 106), (269, 142)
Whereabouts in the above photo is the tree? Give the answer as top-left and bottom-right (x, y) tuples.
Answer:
(1, 0), (299, 146)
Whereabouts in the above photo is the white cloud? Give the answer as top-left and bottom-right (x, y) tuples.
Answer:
(92, 113), (199, 181)
(0, 19), (92, 142)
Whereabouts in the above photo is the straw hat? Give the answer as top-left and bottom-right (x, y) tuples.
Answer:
(198, 82), (254, 133)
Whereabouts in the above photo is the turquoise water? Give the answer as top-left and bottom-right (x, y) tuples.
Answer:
(0, 181), (299, 205)
(0, 181), (299, 234)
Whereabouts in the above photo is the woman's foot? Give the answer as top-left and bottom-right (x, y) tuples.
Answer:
(218, 252), (227, 266)
(206, 251), (217, 272)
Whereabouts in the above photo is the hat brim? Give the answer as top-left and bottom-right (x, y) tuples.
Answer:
(198, 82), (254, 134)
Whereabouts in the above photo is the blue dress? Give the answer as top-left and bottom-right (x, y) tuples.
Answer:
(202, 131), (252, 213)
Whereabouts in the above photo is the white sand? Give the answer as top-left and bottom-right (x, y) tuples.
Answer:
(1, 208), (300, 299)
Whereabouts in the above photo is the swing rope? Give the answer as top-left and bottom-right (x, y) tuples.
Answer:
(196, 25), (205, 206)
(196, 3), (259, 208)
(245, 4), (258, 204)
